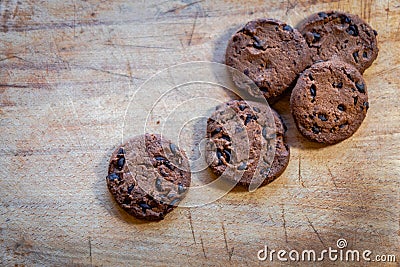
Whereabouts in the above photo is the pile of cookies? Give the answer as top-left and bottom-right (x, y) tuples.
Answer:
(225, 11), (378, 145)
(105, 11), (378, 221)
(209, 10), (378, 183)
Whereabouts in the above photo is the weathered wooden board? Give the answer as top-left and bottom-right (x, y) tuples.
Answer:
(0, 0), (399, 266)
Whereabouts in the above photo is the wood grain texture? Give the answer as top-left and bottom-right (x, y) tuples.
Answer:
(1, 0), (399, 266)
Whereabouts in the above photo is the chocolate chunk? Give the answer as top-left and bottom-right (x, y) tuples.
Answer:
(107, 173), (120, 182)
(224, 149), (231, 163)
(252, 36), (265, 49)
(169, 198), (180, 207)
(244, 114), (252, 125)
(127, 184), (135, 194)
(318, 12), (328, 18)
(347, 73), (354, 82)
(221, 135), (231, 142)
(318, 114), (328, 121)
(283, 25), (293, 32)
(237, 162), (247, 170)
(312, 32), (321, 42)
(346, 25), (359, 36)
(341, 15), (352, 24)
(333, 81), (343, 88)
(337, 104), (346, 111)
(310, 84), (317, 97)
(353, 51), (359, 63)
(312, 125), (321, 134)
(117, 148), (125, 156)
(353, 96), (358, 105)
(139, 203), (152, 211)
(169, 143), (178, 155)
(356, 82), (365, 93)
(178, 183), (185, 194)
(212, 127), (222, 135)
(117, 157), (125, 170)
(155, 178), (162, 191)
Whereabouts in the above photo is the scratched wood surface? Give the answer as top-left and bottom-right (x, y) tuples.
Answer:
(1, 0), (399, 266)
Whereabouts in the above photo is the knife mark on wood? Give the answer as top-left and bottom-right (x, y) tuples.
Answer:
(188, 12), (198, 46)
(397, 22), (400, 42)
(306, 216), (325, 247)
(88, 236), (93, 266)
(200, 236), (207, 259)
(188, 209), (196, 244)
(268, 213), (274, 223)
(285, 0), (298, 15)
(221, 222), (234, 261)
(50, 34), (71, 71)
(326, 165), (338, 189)
(104, 43), (173, 50)
(0, 84), (28, 88)
(0, 55), (32, 63)
(12, 1), (19, 19)
(73, 0), (77, 38)
(163, 0), (203, 15)
(385, 0), (390, 22)
(126, 60), (132, 81)
(374, 65), (400, 78)
(282, 206), (288, 243)
(298, 157), (305, 187)
(0, 18), (127, 33)
(79, 66), (140, 79)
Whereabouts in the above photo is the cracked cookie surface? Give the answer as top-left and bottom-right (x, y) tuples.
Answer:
(106, 134), (191, 221)
(290, 60), (368, 144)
(206, 100), (290, 188)
(298, 11), (378, 73)
(226, 18), (312, 101)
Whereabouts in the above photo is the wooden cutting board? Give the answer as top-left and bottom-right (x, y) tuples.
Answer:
(1, 0), (399, 266)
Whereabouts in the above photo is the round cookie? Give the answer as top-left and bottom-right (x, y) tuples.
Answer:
(206, 100), (290, 188)
(106, 134), (191, 221)
(298, 11), (378, 73)
(226, 18), (312, 101)
(290, 60), (369, 144)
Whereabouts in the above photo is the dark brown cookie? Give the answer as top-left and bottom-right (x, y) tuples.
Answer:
(106, 134), (191, 221)
(226, 18), (312, 101)
(290, 60), (369, 144)
(298, 11), (378, 73)
(206, 100), (290, 188)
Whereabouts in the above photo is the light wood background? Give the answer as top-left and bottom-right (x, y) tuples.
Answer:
(1, 0), (399, 266)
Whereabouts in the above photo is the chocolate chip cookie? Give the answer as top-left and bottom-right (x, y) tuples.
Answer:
(206, 100), (290, 188)
(106, 134), (191, 221)
(226, 18), (312, 101)
(298, 11), (378, 73)
(290, 60), (369, 144)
